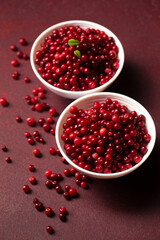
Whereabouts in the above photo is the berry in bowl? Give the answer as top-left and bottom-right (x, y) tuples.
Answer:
(56, 93), (156, 179)
(30, 20), (124, 99)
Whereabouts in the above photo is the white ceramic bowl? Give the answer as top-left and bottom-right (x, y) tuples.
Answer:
(30, 20), (125, 99)
(56, 92), (156, 179)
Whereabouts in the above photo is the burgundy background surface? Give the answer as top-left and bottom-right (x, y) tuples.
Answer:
(0, 0), (160, 239)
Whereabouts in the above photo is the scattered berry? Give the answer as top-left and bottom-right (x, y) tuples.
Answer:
(28, 164), (35, 172)
(23, 185), (30, 193)
(0, 98), (8, 106)
(32, 148), (41, 157)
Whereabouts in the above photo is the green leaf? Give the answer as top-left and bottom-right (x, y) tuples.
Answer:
(74, 50), (81, 58)
(68, 39), (80, 46)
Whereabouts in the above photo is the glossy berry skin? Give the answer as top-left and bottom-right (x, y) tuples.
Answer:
(35, 103), (43, 112)
(19, 37), (27, 45)
(63, 191), (71, 200)
(38, 118), (45, 126)
(46, 116), (54, 123)
(32, 148), (41, 157)
(46, 226), (54, 234)
(69, 188), (77, 197)
(59, 207), (67, 214)
(26, 117), (36, 126)
(56, 148), (61, 156)
(52, 180), (58, 188)
(24, 77), (30, 83)
(59, 213), (66, 221)
(33, 131), (40, 137)
(43, 123), (51, 132)
(45, 207), (53, 217)
(33, 198), (39, 204)
(11, 59), (19, 67)
(10, 44), (17, 51)
(38, 92), (44, 99)
(35, 202), (44, 211)
(1, 145), (7, 151)
(55, 185), (62, 193)
(45, 170), (52, 179)
(23, 54), (28, 60)
(12, 71), (19, 80)
(38, 86), (45, 92)
(57, 173), (63, 180)
(64, 169), (70, 177)
(65, 185), (71, 192)
(5, 157), (11, 163)
(50, 173), (57, 181)
(50, 128), (55, 135)
(49, 108), (56, 116)
(16, 116), (22, 122)
(24, 132), (30, 138)
(75, 172), (82, 180)
(28, 137), (35, 145)
(17, 50), (23, 58)
(81, 181), (87, 188)
(29, 176), (37, 184)
(49, 147), (56, 154)
(45, 180), (53, 189)
(0, 98), (8, 106)
(23, 185), (30, 193)
(28, 164), (35, 172)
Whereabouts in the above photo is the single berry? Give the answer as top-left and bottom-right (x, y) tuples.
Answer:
(33, 198), (39, 204)
(1, 145), (7, 151)
(23, 185), (30, 193)
(5, 157), (12, 163)
(45, 170), (52, 179)
(50, 128), (55, 135)
(24, 77), (30, 83)
(33, 131), (40, 137)
(45, 207), (53, 217)
(11, 59), (19, 67)
(19, 37), (27, 45)
(24, 132), (30, 138)
(32, 148), (41, 157)
(43, 123), (51, 132)
(16, 116), (22, 123)
(49, 108), (57, 116)
(46, 226), (54, 234)
(59, 213), (66, 221)
(35, 202), (44, 211)
(29, 176), (37, 184)
(28, 137), (35, 145)
(69, 188), (77, 197)
(29, 164), (35, 172)
(49, 147), (56, 155)
(10, 44), (17, 51)
(64, 169), (70, 177)
(45, 180), (53, 189)
(55, 185), (62, 193)
(26, 117), (36, 126)
(59, 207), (67, 214)
(81, 181), (87, 188)
(0, 98), (8, 106)
(63, 191), (71, 200)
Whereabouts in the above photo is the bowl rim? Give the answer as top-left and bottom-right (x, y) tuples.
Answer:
(56, 92), (156, 178)
(30, 20), (125, 96)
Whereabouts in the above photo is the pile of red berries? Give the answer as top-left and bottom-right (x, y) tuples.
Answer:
(34, 26), (119, 91)
(61, 98), (151, 173)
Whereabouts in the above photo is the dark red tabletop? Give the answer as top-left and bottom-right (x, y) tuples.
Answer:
(0, 1), (160, 239)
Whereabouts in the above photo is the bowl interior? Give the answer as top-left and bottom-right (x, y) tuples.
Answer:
(30, 20), (125, 98)
(56, 92), (156, 179)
